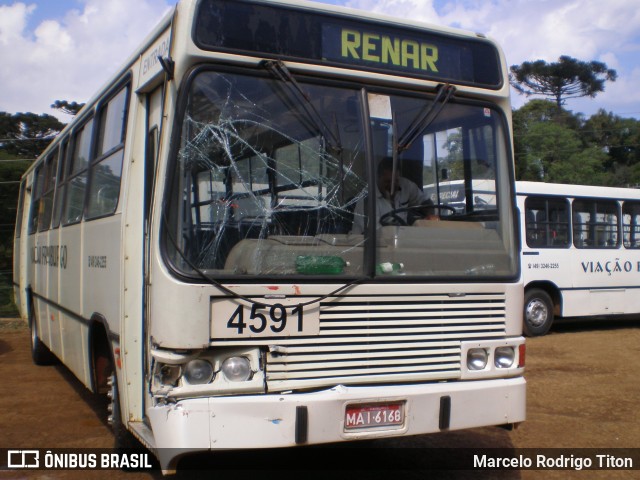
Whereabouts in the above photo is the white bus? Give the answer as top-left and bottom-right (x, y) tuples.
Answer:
(518, 180), (640, 336)
(14, 0), (525, 472)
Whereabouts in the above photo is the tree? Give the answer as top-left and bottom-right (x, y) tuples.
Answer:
(0, 112), (65, 159)
(51, 100), (85, 116)
(512, 100), (583, 180)
(0, 112), (21, 142)
(581, 109), (640, 186)
(510, 56), (617, 109)
(546, 147), (607, 185)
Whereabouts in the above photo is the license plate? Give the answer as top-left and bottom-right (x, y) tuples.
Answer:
(345, 402), (404, 430)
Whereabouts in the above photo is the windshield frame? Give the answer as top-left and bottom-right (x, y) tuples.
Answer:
(161, 63), (519, 284)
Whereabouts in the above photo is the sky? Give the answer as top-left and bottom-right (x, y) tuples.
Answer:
(1, 0), (640, 123)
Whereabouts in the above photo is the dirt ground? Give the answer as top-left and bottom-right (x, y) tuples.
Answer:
(1, 316), (639, 479)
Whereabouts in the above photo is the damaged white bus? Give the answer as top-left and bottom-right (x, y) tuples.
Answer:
(13, 0), (525, 472)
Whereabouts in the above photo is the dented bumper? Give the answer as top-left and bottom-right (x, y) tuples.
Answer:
(147, 377), (525, 470)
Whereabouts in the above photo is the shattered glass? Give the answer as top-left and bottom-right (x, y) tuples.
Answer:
(165, 69), (517, 278)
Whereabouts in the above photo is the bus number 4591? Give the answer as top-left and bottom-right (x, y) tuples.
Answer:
(227, 303), (304, 335)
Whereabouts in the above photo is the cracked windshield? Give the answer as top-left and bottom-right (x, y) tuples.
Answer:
(165, 69), (517, 278)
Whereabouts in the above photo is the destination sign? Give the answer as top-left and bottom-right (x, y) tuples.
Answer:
(195, 0), (502, 88)
(322, 25), (440, 74)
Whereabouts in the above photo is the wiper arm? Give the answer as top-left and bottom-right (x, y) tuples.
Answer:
(397, 83), (456, 152)
(262, 59), (342, 154)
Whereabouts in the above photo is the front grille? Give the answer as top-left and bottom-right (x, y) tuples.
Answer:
(214, 293), (506, 392)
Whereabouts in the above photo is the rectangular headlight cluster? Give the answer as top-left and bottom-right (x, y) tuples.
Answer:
(460, 339), (525, 380)
(150, 347), (265, 401)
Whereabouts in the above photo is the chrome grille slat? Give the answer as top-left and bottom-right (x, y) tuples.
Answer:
(322, 303), (505, 313)
(267, 362), (461, 380)
(277, 347), (460, 362)
(275, 341), (459, 353)
(211, 330), (505, 347)
(323, 311), (504, 324)
(269, 355), (460, 371)
(320, 323), (505, 333)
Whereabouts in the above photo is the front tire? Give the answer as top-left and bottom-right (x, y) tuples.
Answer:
(523, 288), (554, 337)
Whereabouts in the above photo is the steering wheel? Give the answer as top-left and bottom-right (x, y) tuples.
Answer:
(379, 204), (456, 226)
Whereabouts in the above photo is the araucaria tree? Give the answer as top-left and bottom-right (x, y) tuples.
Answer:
(509, 56), (617, 109)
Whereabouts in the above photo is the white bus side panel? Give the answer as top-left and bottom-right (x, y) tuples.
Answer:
(30, 231), (57, 358)
(523, 248), (640, 317)
(83, 215), (123, 337)
(568, 248), (640, 316)
(56, 224), (88, 384)
(523, 247), (640, 317)
(46, 228), (62, 356)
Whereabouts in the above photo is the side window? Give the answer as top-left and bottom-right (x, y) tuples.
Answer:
(28, 165), (45, 234)
(37, 148), (59, 231)
(51, 140), (68, 229)
(573, 199), (619, 249)
(15, 180), (26, 239)
(622, 201), (640, 249)
(62, 118), (94, 225)
(524, 196), (570, 248)
(86, 85), (129, 219)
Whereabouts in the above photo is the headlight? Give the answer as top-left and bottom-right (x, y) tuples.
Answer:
(495, 346), (515, 368)
(184, 359), (214, 384)
(467, 348), (488, 371)
(157, 364), (181, 386)
(221, 356), (252, 382)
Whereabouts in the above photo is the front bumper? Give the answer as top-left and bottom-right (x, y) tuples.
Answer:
(147, 376), (525, 470)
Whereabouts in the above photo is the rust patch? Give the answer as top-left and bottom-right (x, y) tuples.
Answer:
(114, 347), (122, 369)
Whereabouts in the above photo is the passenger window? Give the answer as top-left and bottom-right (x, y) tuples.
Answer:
(37, 148), (59, 231)
(524, 196), (569, 248)
(622, 201), (640, 249)
(28, 166), (45, 234)
(86, 85), (129, 219)
(51, 140), (68, 229)
(15, 180), (26, 238)
(573, 199), (619, 248)
(62, 118), (94, 225)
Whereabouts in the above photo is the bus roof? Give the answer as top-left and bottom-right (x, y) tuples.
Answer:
(516, 181), (640, 201)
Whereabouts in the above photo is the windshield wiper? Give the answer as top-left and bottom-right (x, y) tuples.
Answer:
(397, 83), (456, 152)
(387, 83), (455, 197)
(261, 59), (342, 154)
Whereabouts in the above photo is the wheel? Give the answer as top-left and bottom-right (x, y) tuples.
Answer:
(107, 371), (140, 450)
(28, 300), (57, 366)
(523, 289), (554, 336)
